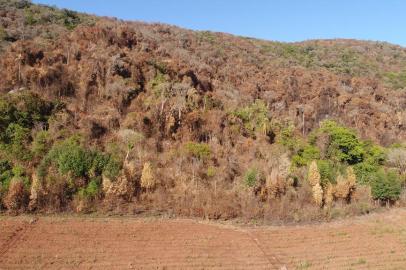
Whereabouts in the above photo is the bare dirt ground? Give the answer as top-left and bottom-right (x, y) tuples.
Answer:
(1, 209), (406, 270)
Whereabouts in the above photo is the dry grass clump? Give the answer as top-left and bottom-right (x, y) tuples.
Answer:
(307, 160), (323, 207)
(334, 174), (350, 199)
(265, 153), (292, 199)
(3, 178), (27, 212)
(102, 174), (134, 200)
(324, 183), (334, 207)
(140, 162), (155, 191)
(28, 172), (42, 210)
(308, 161), (321, 187)
(312, 184), (323, 207)
(334, 167), (357, 201)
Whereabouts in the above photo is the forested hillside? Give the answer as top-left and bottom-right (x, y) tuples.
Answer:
(0, 0), (405, 222)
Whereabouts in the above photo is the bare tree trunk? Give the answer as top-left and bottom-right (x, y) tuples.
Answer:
(18, 60), (21, 83)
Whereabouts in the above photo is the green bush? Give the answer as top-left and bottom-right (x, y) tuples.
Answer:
(206, 166), (216, 178)
(0, 160), (13, 195)
(370, 170), (402, 202)
(77, 178), (101, 199)
(354, 161), (379, 185)
(0, 162), (30, 197)
(53, 138), (93, 178)
(88, 151), (109, 177)
(0, 93), (54, 134)
(196, 31), (216, 43)
(320, 120), (365, 164)
(185, 142), (211, 160)
(0, 26), (7, 40)
(0, 93), (55, 161)
(32, 131), (50, 158)
(384, 70), (406, 90)
(102, 157), (122, 180)
(3, 123), (32, 161)
(244, 168), (258, 188)
(12, 165), (30, 190)
(60, 9), (81, 30)
(277, 124), (299, 150)
(39, 136), (115, 180)
(24, 8), (38, 25)
(149, 71), (166, 97)
(14, 0), (31, 9)
(317, 160), (337, 186)
(353, 142), (385, 185)
(233, 100), (271, 136)
(292, 145), (320, 167)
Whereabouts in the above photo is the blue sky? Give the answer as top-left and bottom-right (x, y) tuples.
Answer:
(32, 0), (406, 46)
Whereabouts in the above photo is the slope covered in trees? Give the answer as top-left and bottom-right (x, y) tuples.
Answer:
(0, 0), (405, 221)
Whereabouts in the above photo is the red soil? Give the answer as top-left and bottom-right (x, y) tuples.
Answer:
(1, 209), (406, 269)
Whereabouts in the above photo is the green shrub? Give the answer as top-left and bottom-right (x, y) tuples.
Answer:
(39, 136), (115, 180)
(185, 142), (211, 160)
(24, 8), (38, 25)
(384, 70), (406, 90)
(353, 161), (380, 184)
(14, 0), (31, 9)
(352, 143), (385, 185)
(362, 141), (386, 165)
(12, 165), (24, 178)
(77, 178), (101, 199)
(0, 160), (13, 195)
(370, 170), (402, 202)
(196, 31), (216, 43)
(60, 9), (81, 30)
(233, 100), (271, 136)
(149, 71), (166, 97)
(292, 145), (320, 167)
(0, 93), (54, 135)
(102, 157), (122, 180)
(0, 26), (7, 40)
(320, 120), (365, 164)
(277, 124), (299, 150)
(32, 130), (50, 158)
(317, 160), (337, 186)
(4, 123), (32, 161)
(0, 163), (30, 196)
(206, 166), (216, 178)
(88, 151), (109, 177)
(244, 168), (258, 188)
(53, 138), (92, 178)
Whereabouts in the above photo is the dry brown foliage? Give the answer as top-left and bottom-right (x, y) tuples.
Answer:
(308, 161), (321, 187)
(312, 183), (324, 207)
(3, 178), (27, 211)
(28, 172), (42, 210)
(324, 182), (334, 207)
(0, 1), (404, 221)
(334, 174), (350, 199)
(140, 162), (155, 191)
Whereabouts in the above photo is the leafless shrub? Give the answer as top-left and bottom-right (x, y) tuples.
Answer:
(387, 148), (406, 174)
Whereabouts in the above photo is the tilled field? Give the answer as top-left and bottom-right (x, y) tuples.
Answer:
(1, 209), (406, 270)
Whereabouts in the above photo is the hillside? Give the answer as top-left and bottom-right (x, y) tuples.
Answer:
(0, 0), (405, 221)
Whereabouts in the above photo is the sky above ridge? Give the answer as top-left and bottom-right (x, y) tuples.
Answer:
(32, 0), (406, 46)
